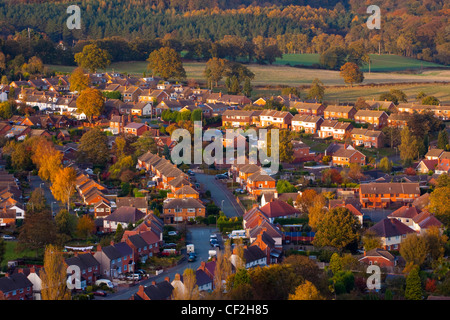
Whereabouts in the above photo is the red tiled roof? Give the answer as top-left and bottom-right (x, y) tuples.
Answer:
(260, 199), (300, 218)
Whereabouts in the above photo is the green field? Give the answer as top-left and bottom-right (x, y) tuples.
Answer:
(274, 53), (448, 72)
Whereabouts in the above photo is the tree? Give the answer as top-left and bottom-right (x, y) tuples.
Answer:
(378, 157), (393, 173)
(132, 131), (158, 158)
(18, 210), (58, 254)
(362, 230), (383, 251)
(400, 233), (428, 269)
(321, 168), (342, 185)
(0, 101), (14, 120)
(319, 46), (348, 70)
(55, 209), (77, 237)
(0, 238), (5, 267)
(428, 186), (450, 227)
(379, 89), (407, 105)
(173, 268), (199, 300)
(313, 207), (360, 252)
(76, 87), (105, 123)
(296, 189), (318, 213)
(399, 126), (418, 167)
(307, 194), (327, 231)
(423, 226), (448, 264)
(77, 128), (109, 166)
(114, 223), (124, 243)
(404, 265), (423, 300)
(307, 78), (325, 101)
(32, 138), (62, 182)
(40, 244), (71, 300)
(204, 57), (227, 89)
(147, 47), (186, 80)
(242, 78), (252, 97)
(340, 62), (364, 87)
(51, 167), (77, 211)
(69, 67), (90, 93)
(76, 215), (95, 240)
(422, 96), (440, 106)
(74, 44), (111, 73)
(289, 280), (325, 300)
(437, 130), (449, 150)
(276, 180), (297, 193)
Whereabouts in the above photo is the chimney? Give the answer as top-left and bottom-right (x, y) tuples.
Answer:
(30, 267), (36, 274)
(174, 273), (181, 281)
(18, 268), (23, 274)
(97, 244), (102, 252)
(151, 281), (156, 286)
(164, 276), (170, 283)
(199, 261), (206, 271)
(4, 273), (8, 278)
(137, 285), (145, 297)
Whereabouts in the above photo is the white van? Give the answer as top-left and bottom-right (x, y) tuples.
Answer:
(95, 279), (114, 289)
(230, 230), (246, 239)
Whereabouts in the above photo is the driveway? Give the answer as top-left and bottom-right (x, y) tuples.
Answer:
(194, 172), (244, 218)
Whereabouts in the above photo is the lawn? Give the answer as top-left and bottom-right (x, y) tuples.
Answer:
(274, 53), (448, 72)
(1, 241), (43, 269)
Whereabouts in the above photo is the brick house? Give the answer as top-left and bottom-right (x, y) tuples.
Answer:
(122, 233), (152, 263)
(331, 148), (366, 166)
(359, 183), (421, 208)
(103, 207), (146, 232)
(359, 248), (398, 268)
(323, 105), (357, 120)
(246, 171), (277, 196)
(93, 242), (134, 278)
(351, 128), (384, 148)
(124, 122), (148, 137)
(258, 110), (293, 129)
(222, 110), (261, 127)
(132, 279), (173, 300)
(65, 252), (101, 288)
(0, 272), (33, 300)
(94, 200), (112, 218)
(162, 198), (205, 224)
(291, 102), (325, 116)
(368, 218), (415, 250)
(354, 110), (389, 129)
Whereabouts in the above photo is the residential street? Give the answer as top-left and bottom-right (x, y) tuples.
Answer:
(194, 172), (244, 218)
(100, 226), (218, 300)
(29, 175), (60, 215)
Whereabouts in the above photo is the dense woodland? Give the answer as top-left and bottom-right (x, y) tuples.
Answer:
(0, 0), (448, 80)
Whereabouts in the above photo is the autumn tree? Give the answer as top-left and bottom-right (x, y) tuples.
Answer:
(340, 62), (364, 87)
(77, 128), (109, 166)
(399, 126), (418, 167)
(76, 87), (105, 123)
(307, 194), (327, 231)
(296, 189), (318, 213)
(50, 167), (77, 211)
(32, 138), (62, 182)
(400, 233), (428, 270)
(289, 280), (325, 300)
(147, 47), (186, 80)
(74, 43), (111, 73)
(423, 226), (448, 264)
(55, 209), (77, 238)
(132, 131), (158, 158)
(173, 268), (200, 300)
(321, 168), (342, 186)
(313, 207), (360, 252)
(379, 157), (393, 173)
(204, 57), (228, 89)
(428, 186), (450, 227)
(76, 215), (95, 240)
(40, 244), (71, 300)
(307, 78), (325, 101)
(69, 67), (90, 92)
(362, 230), (383, 251)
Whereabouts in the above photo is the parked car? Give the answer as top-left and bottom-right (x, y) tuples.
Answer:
(215, 174), (227, 180)
(93, 290), (108, 297)
(126, 273), (141, 281)
(2, 235), (15, 240)
(168, 231), (178, 236)
(235, 188), (245, 194)
(188, 253), (196, 262)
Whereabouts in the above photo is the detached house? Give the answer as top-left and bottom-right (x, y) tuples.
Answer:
(368, 218), (415, 251)
(246, 171), (277, 196)
(103, 207), (146, 232)
(331, 148), (366, 166)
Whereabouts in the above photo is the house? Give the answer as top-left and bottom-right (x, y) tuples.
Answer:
(359, 248), (398, 268)
(93, 242), (134, 278)
(258, 110), (293, 129)
(130, 102), (152, 117)
(351, 128), (384, 149)
(236, 164), (261, 184)
(11, 267), (42, 300)
(94, 199), (112, 218)
(291, 114), (323, 134)
(109, 115), (130, 135)
(331, 148), (366, 166)
(368, 218), (415, 250)
(323, 105), (357, 120)
(121, 86), (143, 103)
(246, 171), (277, 196)
(411, 210), (444, 235)
(235, 245), (267, 269)
(116, 197), (148, 215)
(222, 110), (261, 127)
(425, 148), (444, 161)
(103, 207), (146, 232)
(0, 272), (34, 300)
(318, 120), (353, 140)
(292, 140), (311, 162)
(0, 209), (16, 227)
(248, 219), (283, 248)
(124, 122), (148, 136)
(250, 231), (282, 265)
(367, 100), (396, 112)
(388, 113), (410, 128)
(122, 228), (162, 258)
(435, 152), (450, 175)
(354, 110), (389, 129)
(168, 185), (200, 200)
(259, 199), (300, 222)
(162, 198), (205, 224)
(387, 205), (422, 228)
(331, 203), (363, 226)
(64, 253), (101, 288)
(122, 233), (152, 263)
(359, 183), (421, 209)
(291, 101), (325, 116)
(415, 159), (438, 174)
(132, 280), (173, 300)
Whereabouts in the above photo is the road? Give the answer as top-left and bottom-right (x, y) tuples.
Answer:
(29, 175), (60, 215)
(101, 226), (218, 300)
(194, 172), (244, 218)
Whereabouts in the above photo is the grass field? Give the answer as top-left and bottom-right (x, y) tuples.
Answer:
(274, 53), (448, 72)
(1, 241), (43, 269)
